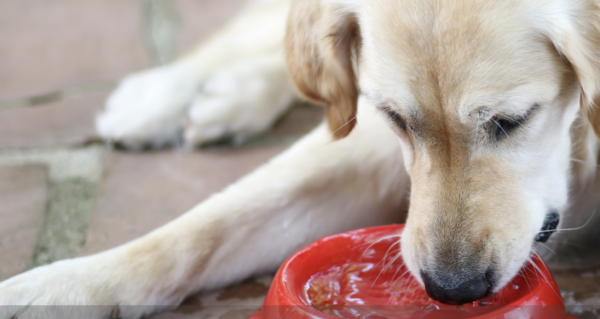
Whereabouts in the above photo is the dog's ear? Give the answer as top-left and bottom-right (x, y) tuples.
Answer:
(547, 1), (600, 140)
(583, 97), (600, 140)
(285, 0), (361, 139)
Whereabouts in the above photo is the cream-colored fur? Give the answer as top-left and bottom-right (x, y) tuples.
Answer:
(1, 0), (600, 317)
(96, 0), (294, 148)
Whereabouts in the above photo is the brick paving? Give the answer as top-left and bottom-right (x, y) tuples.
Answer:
(0, 0), (150, 102)
(0, 95), (104, 148)
(173, 0), (247, 54)
(0, 0), (597, 318)
(0, 165), (47, 281)
(78, 147), (284, 256)
(154, 276), (272, 319)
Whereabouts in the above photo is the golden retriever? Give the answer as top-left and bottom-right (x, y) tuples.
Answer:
(1, 0), (599, 317)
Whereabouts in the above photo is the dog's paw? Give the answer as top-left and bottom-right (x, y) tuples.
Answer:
(96, 63), (199, 150)
(184, 56), (295, 146)
(0, 258), (160, 319)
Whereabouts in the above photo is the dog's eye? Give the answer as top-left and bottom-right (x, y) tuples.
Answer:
(386, 110), (408, 131)
(490, 105), (538, 140)
(492, 118), (522, 139)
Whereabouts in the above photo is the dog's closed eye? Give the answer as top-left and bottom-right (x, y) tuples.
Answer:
(492, 118), (523, 139)
(379, 106), (408, 132)
(386, 110), (408, 131)
(490, 105), (538, 140)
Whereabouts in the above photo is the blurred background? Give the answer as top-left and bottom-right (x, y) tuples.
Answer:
(0, 0), (598, 318)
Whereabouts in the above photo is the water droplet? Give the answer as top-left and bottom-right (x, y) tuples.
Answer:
(424, 304), (440, 311)
(512, 284), (519, 290)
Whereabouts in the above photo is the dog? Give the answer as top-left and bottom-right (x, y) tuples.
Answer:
(1, 0), (599, 317)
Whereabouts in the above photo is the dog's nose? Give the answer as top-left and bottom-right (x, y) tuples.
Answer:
(420, 269), (492, 304)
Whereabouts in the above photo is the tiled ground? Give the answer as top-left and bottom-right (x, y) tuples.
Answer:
(0, 1), (598, 319)
(0, 165), (47, 280)
(0, 0), (150, 102)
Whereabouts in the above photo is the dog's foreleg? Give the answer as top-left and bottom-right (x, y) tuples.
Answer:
(0, 99), (409, 319)
(111, 99), (410, 303)
(96, 0), (294, 148)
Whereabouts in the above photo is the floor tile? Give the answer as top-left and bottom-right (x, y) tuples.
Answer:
(173, 0), (248, 55)
(0, 95), (104, 148)
(0, 165), (48, 281)
(78, 146), (284, 256)
(0, 0), (150, 101)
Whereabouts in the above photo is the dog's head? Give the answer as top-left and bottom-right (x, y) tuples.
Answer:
(286, 0), (600, 304)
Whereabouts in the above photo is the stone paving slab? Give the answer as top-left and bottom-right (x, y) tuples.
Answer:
(78, 146), (284, 256)
(173, 0), (248, 55)
(552, 268), (600, 318)
(241, 104), (323, 148)
(153, 276), (272, 318)
(270, 104), (323, 138)
(0, 95), (104, 148)
(0, 0), (150, 102)
(0, 165), (48, 281)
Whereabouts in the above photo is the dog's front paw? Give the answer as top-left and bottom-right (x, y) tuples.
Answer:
(96, 63), (199, 150)
(0, 258), (158, 319)
(184, 56), (295, 146)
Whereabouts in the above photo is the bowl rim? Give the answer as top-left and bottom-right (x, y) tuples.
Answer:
(272, 224), (565, 318)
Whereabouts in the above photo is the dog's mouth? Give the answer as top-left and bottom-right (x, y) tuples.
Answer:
(400, 215), (538, 305)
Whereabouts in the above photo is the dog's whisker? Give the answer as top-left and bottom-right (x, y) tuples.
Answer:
(369, 250), (403, 292)
(512, 242), (558, 299)
(542, 239), (597, 252)
(533, 242), (556, 255)
(491, 119), (508, 136)
(329, 103), (386, 141)
(516, 248), (564, 303)
(569, 157), (600, 167)
(367, 246), (401, 272)
(538, 209), (596, 233)
(403, 274), (417, 293)
(378, 251), (403, 280)
(387, 268), (412, 294)
(361, 234), (402, 247)
(519, 266), (533, 293)
(359, 235), (401, 253)
(359, 234), (402, 261)
(527, 252), (562, 300)
(330, 115), (358, 137)
(525, 256), (544, 284)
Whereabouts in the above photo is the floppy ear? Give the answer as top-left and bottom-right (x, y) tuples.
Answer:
(285, 0), (361, 139)
(584, 97), (600, 140)
(547, 1), (600, 140)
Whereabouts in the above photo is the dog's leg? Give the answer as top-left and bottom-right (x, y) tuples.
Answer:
(0, 100), (409, 319)
(184, 52), (295, 145)
(96, 0), (294, 149)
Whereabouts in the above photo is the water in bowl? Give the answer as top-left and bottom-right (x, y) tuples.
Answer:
(303, 233), (508, 318)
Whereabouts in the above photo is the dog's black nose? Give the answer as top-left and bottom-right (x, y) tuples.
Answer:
(421, 269), (492, 304)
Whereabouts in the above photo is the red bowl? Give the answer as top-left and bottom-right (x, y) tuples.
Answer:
(250, 224), (575, 319)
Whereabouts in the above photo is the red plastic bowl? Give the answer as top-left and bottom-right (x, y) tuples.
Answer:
(250, 225), (575, 319)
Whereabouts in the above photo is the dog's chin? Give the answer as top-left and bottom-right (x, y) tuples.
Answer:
(489, 265), (523, 296)
(399, 228), (424, 286)
(491, 245), (538, 295)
